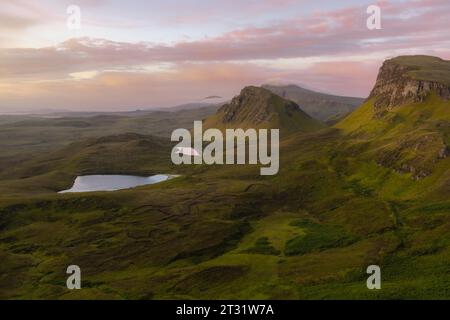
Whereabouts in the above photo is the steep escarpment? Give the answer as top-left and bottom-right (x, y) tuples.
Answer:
(337, 55), (450, 180)
(368, 56), (450, 116)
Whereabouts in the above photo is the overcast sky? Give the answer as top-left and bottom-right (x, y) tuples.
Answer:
(0, 0), (449, 112)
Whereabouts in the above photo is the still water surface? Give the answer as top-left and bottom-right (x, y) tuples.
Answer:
(59, 174), (172, 193)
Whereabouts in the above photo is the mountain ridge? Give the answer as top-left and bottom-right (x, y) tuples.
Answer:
(262, 84), (364, 121)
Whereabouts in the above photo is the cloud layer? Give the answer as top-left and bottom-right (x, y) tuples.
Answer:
(0, 0), (449, 111)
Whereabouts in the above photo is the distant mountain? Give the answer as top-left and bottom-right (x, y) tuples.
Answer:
(2, 102), (221, 119)
(337, 55), (450, 180)
(157, 102), (222, 113)
(203, 86), (324, 135)
(202, 95), (223, 100)
(262, 84), (364, 121)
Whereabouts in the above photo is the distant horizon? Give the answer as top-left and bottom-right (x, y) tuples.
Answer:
(1, 0), (449, 112)
(0, 81), (371, 114)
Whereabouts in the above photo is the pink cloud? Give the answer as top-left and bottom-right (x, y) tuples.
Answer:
(0, 59), (381, 112)
(1, 0), (448, 80)
(0, 0), (449, 111)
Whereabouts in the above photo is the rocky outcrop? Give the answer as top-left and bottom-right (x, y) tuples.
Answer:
(376, 133), (448, 180)
(220, 86), (298, 125)
(339, 55), (450, 181)
(439, 145), (449, 159)
(368, 57), (450, 116)
(203, 86), (324, 134)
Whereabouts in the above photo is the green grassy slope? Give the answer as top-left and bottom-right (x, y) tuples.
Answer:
(0, 58), (449, 299)
(336, 93), (449, 180)
(337, 94), (450, 135)
(0, 106), (217, 164)
(0, 133), (177, 196)
(0, 124), (448, 299)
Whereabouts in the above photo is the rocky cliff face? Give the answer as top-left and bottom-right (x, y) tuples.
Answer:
(368, 56), (450, 116)
(376, 132), (448, 180)
(339, 55), (450, 180)
(220, 86), (298, 125)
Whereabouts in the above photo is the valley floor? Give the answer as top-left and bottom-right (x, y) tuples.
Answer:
(0, 128), (449, 299)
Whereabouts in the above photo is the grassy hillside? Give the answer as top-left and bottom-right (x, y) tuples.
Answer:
(336, 94), (449, 180)
(337, 93), (450, 135)
(0, 106), (217, 157)
(0, 133), (177, 196)
(0, 57), (449, 300)
(0, 125), (448, 299)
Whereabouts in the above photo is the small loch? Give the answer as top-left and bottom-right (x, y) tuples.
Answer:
(59, 174), (176, 193)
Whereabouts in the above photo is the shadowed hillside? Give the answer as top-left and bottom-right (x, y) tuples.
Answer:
(262, 84), (364, 121)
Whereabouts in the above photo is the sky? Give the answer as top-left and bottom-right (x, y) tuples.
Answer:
(0, 0), (449, 112)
